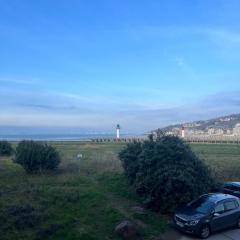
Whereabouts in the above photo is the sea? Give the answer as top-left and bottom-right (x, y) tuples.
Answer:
(0, 133), (145, 141)
(0, 126), (145, 141)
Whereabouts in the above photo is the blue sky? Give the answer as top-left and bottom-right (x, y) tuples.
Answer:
(1, 0), (240, 133)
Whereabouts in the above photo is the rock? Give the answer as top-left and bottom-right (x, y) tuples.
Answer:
(131, 206), (147, 215)
(115, 220), (137, 239)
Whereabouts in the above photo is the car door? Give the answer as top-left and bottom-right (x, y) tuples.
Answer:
(211, 202), (226, 232)
(223, 200), (239, 227)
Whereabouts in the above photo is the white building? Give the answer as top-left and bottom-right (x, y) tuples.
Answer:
(233, 123), (240, 136)
(208, 128), (215, 135)
(226, 129), (232, 135)
(215, 129), (224, 135)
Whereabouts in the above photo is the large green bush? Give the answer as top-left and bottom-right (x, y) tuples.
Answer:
(15, 140), (60, 173)
(0, 140), (13, 156)
(119, 135), (218, 212)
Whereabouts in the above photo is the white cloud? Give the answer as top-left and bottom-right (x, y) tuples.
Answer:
(0, 76), (39, 85)
(174, 57), (185, 67)
(1, 89), (240, 132)
(206, 29), (240, 44)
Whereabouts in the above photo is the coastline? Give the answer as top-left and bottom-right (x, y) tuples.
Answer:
(0, 133), (145, 141)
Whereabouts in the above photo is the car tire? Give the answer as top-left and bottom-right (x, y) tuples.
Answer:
(199, 225), (210, 239)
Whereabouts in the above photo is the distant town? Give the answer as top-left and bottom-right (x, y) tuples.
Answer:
(158, 114), (240, 141)
(167, 123), (240, 137)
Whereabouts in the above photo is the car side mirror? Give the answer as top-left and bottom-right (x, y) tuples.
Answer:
(213, 213), (220, 217)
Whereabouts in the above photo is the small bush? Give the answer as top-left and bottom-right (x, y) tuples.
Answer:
(6, 204), (42, 230)
(119, 136), (218, 213)
(0, 141), (13, 156)
(15, 140), (60, 173)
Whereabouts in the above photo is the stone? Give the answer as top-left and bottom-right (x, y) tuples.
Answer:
(115, 220), (137, 239)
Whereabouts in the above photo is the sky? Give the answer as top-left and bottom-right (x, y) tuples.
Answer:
(1, 0), (240, 134)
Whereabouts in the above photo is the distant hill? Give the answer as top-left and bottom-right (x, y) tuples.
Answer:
(158, 113), (240, 134)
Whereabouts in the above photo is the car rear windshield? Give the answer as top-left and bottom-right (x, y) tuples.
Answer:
(188, 196), (215, 214)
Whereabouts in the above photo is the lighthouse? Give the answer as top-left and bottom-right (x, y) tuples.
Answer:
(116, 124), (120, 139)
(181, 126), (185, 138)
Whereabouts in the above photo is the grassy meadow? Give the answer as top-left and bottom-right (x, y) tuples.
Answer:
(0, 141), (240, 240)
(0, 142), (166, 240)
(191, 143), (240, 181)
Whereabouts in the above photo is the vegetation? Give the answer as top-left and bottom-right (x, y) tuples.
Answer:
(0, 141), (240, 239)
(0, 142), (166, 240)
(191, 143), (240, 181)
(15, 141), (60, 173)
(119, 136), (218, 212)
(0, 140), (13, 156)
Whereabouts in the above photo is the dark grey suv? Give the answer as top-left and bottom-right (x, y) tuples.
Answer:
(223, 182), (240, 198)
(174, 193), (240, 238)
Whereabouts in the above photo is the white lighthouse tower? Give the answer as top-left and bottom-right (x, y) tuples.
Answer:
(116, 124), (120, 139)
(181, 125), (185, 138)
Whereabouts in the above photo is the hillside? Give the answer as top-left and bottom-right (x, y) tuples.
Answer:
(159, 113), (240, 134)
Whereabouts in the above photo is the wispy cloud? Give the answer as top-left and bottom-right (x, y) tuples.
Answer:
(1, 87), (240, 132)
(0, 76), (39, 85)
(174, 57), (185, 67)
(206, 29), (240, 44)
(200, 28), (240, 58)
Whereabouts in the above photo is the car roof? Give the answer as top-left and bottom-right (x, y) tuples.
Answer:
(201, 193), (238, 203)
(224, 182), (240, 187)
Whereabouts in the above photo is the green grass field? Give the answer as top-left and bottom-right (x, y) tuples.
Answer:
(0, 142), (240, 240)
(191, 143), (240, 181)
(0, 142), (166, 240)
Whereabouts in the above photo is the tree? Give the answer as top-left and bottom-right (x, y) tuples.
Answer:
(0, 140), (13, 156)
(119, 135), (218, 212)
(15, 140), (60, 173)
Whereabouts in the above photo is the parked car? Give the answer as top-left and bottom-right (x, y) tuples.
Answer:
(222, 182), (240, 198)
(174, 193), (240, 238)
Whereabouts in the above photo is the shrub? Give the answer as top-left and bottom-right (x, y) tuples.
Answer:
(119, 136), (218, 213)
(15, 140), (60, 173)
(7, 204), (42, 229)
(0, 140), (13, 156)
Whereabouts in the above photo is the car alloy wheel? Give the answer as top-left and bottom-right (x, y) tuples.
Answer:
(200, 225), (210, 239)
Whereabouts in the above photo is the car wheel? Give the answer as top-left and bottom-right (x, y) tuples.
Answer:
(199, 225), (210, 239)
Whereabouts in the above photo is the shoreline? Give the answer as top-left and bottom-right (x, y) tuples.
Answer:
(0, 134), (145, 142)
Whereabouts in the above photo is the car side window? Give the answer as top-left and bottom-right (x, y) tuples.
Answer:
(224, 200), (236, 211)
(215, 203), (225, 213)
(231, 186), (236, 191)
(224, 185), (232, 190)
(233, 186), (240, 192)
(234, 200), (239, 208)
